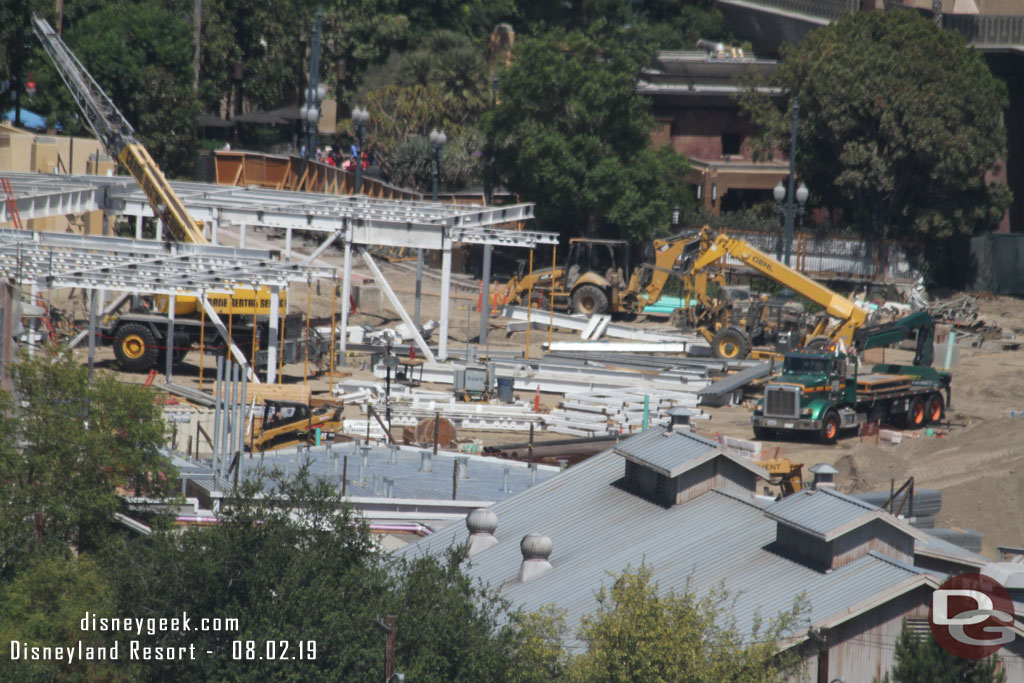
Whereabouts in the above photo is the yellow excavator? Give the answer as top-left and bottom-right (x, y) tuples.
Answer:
(501, 234), (702, 316)
(677, 227), (869, 360)
(32, 14), (312, 373)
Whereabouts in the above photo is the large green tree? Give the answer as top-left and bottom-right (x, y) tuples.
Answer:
(0, 554), (125, 682)
(99, 466), (531, 681)
(563, 565), (805, 682)
(742, 8), (1011, 243)
(356, 29), (491, 189)
(484, 25), (691, 241)
(0, 347), (173, 577)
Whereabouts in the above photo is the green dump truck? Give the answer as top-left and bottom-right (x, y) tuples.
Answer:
(752, 311), (952, 444)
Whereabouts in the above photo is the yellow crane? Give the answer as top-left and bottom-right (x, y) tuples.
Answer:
(32, 14), (304, 373)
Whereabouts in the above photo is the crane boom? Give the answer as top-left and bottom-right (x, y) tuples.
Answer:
(31, 13), (207, 244)
(691, 232), (868, 346)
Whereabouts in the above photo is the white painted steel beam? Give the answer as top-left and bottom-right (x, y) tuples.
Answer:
(358, 247), (436, 363)
(0, 228), (334, 296)
(502, 306), (698, 343)
(1, 172), (553, 249)
(544, 341), (692, 353)
(200, 295), (260, 383)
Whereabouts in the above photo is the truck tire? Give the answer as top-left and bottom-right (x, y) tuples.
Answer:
(804, 336), (831, 352)
(905, 397), (926, 429)
(711, 327), (750, 360)
(571, 285), (609, 316)
(819, 409), (840, 445)
(113, 322), (159, 372)
(925, 393), (945, 425)
(753, 426), (776, 440)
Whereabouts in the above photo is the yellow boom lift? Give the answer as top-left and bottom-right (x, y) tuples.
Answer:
(680, 227), (869, 360)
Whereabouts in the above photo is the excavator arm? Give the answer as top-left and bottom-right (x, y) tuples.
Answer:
(31, 14), (206, 245)
(691, 232), (867, 346)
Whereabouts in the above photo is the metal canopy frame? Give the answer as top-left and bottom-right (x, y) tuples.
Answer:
(0, 227), (336, 384)
(0, 172), (559, 363)
(0, 172), (556, 249)
(0, 228), (334, 294)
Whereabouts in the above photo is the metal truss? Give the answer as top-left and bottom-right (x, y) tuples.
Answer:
(0, 228), (334, 295)
(0, 172), (555, 249)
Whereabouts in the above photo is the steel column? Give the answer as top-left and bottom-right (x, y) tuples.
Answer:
(267, 286), (280, 383)
(480, 244), (492, 344)
(439, 246), (452, 360)
(339, 238), (352, 367)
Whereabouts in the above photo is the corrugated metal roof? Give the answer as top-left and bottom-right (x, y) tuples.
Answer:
(398, 451), (931, 644)
(764, 487), (897, 541)
(612, 426), (767, 479)
(613, 427), (720, 477)
(187, 443), (560, 503)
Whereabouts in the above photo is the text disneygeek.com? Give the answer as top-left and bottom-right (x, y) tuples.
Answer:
(9, 611), (317, 662)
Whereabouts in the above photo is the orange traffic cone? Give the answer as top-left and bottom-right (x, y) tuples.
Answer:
(533, 385), (541, 412)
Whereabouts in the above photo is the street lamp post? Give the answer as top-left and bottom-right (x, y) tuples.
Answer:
(418, 129), (446, 331)
(351, 106), (369, 194)
(300, 9), (323, 161)
(429, 129), (447, 202)
(773, 95), (808, 266)
(774, 180), (809, 265)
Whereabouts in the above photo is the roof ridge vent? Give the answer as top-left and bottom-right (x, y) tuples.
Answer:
(466, 508), (499, 557)
(518, 534), (553, 582)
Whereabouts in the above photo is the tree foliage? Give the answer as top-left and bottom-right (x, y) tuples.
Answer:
(355, 30), (490, 187)
(563, 565), (806, 682)
(741, 8), (1011, 243)
(32, 2), (200, 176)
(0, 554), (123, 682)
(484, 26), (691, 241)
(0, 347), (173, 577)
(878, 620), (1005, 683)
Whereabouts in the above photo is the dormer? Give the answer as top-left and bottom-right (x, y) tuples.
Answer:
(613, 427), (769, 507)
(765, 487), (930, 571)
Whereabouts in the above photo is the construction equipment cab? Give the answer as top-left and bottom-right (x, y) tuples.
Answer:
(501, 234), (696, 316)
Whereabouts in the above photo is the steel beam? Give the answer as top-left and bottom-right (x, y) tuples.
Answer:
(358, 247), (436, 362)
(200, 295), (259, 383)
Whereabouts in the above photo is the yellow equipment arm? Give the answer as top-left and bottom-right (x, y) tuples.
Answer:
(120, 144), (207, 244)
(691, 231), (868, 345)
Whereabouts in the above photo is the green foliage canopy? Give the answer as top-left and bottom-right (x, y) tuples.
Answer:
(741, 9), (1011, 242)
(32, 2), (200, 176)
(879, 620), (1005, 683)
(484, 26), (691, 241)
(0, 347), (173, 578)
(563, 565), (805, 682)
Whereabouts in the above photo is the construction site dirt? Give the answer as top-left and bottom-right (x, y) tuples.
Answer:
(50, 226), (1024, 559)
